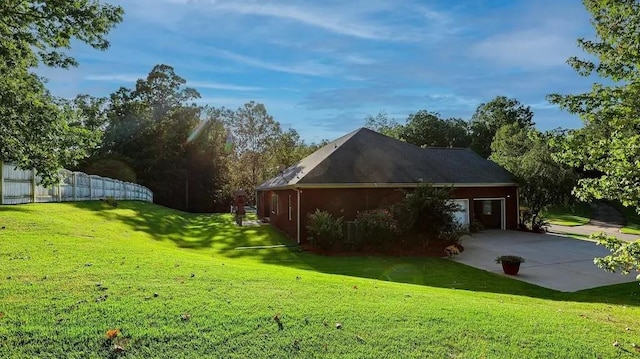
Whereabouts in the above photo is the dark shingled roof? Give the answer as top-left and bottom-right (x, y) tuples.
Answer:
(257, 128), (515, 190)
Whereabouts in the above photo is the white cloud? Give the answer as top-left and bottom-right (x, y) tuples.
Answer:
(210, 48), (337, 76)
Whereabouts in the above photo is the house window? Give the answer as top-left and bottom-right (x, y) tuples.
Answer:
(288, 195), (292, 221)
(482, 200), (492, 215)
(271, 193), (279, 215)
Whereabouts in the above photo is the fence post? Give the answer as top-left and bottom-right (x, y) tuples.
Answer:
(0, 161), (4, 205)
(31, 169), (37, 203)
(72, 172), (76, 201)
(57, 172), (62, 202)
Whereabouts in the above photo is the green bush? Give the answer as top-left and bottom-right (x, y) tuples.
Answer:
(395, 183), (461, 245)
(306, 209), (344, 250)
(354, 209), (397, 249)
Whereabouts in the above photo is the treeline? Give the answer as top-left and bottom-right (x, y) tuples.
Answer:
(68, 65), (322, 212)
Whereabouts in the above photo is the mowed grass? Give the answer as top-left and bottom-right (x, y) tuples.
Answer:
(616, 203), (640, 235)
(1, 202), (639, 358)
(544, 202), (593, 226)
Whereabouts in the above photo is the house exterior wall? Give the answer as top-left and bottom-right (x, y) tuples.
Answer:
(263, 189), (299, 241)
(259, 185), (518, 243)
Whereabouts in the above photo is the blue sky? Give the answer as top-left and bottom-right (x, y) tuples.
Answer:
(42, 0), (596, 143)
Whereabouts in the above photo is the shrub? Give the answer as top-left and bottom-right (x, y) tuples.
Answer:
(397, 183), (460, 245)
(354, 209), (397, 249)
(306, 209), (344, 250)
(520, 209), (549, 233)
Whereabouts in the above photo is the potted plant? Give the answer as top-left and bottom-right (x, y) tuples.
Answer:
(495, 255), (525, 275)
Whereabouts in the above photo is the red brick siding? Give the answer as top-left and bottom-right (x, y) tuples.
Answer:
(258, 185), (518, 243)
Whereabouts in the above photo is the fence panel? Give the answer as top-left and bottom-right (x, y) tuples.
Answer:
(1, 162), (153, 205)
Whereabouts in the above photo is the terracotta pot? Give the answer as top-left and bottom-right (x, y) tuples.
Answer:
(501, 262), (521, 275)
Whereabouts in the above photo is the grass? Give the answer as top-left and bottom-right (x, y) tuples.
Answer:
(615, 203), (640, 235)
(544, 202), (593, 226)
(1, 201), (639, 358)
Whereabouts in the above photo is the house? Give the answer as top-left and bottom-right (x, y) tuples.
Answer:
(256, 128), (518, 243)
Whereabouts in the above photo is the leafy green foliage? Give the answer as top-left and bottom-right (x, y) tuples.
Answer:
(0, 0), (123, 185)
(470, 96), (534, 158)
(495, 255), (525, 264)
(216, 103), (316, 203)
(592, 233), (640, 282)
(82, 65), (231, 211)
(547, 0), (640, 208)
(400, 111), (470, 148)
(354, 209), (397, 249)
(491, 124), (576, 231)
(363, 111), (402, 139)
(306, 209), (344, 249)
(394, 183), (462, 245)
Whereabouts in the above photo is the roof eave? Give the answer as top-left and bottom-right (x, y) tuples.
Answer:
(257, 182), (517, 191)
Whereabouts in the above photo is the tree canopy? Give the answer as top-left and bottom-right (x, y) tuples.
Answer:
(548, 0), (640, 208)
(490, 125), (576, 231)
(470, 96), (535, 158)
(0, 0), (123, 185)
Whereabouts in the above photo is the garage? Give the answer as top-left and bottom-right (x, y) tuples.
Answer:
(452, 199), (470, 227)
(473, 198), (505, 230)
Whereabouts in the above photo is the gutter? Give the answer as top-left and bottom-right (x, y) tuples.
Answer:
(260, 182), (518, 191)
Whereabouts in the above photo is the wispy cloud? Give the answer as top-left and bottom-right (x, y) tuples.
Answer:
(210, 48), (336, 76)
(85, 74), (142, 82)
(210, 1), (412, 41)
(85, 74), (263, 91)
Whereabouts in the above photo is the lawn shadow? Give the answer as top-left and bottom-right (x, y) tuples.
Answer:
(226, 232), (640, 307)
(66, 201), (292, 251)
(65, 201), (640, 306)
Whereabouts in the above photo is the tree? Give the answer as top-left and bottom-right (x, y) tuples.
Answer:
(469, 96), (534, 158)
(400, 110), (471, 148)
(548, 0), (640, 208)
(547, 0), (640, 280)
(490, 124), (576, 231)
(84, 65), (231, 211)
(0, 1), (124, 185)
(221, 102), (282, 200)
(364, 112), (402, 139)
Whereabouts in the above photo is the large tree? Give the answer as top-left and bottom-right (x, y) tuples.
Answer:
(548, 0), (640, 279)
(220, 102), (282, 199)
(86, 65), (231, 211)
(491, 124), (576, 231)
(469, 96), (534, 158)
(0, 1), (123, 185)
(400, 110), (471, 148)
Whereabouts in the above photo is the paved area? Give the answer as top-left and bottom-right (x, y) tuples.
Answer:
(548, 223), (640, 241)
(452, 230), (637, 292)
(548, 201), (640, 241)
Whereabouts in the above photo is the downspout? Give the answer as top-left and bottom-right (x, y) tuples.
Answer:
(515, 186), (520, 229)
(294, 188), (301, 244)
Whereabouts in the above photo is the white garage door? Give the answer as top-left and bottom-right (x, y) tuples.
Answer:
(451, 199), (469, 226)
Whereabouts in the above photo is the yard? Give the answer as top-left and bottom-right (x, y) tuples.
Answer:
(0, 201), (639, 358)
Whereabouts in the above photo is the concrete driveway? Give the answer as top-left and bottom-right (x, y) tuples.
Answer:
(451, 230), (637, 292)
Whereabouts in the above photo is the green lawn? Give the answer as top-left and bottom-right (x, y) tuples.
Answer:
(544, 202), (593, 226)
(615, 203), (640, 235)
(1, 201), (639, 358)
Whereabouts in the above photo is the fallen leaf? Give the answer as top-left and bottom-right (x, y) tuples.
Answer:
(106, 329), (120, 339)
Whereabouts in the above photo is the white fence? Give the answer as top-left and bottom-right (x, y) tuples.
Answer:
(0, 162), (153, 205)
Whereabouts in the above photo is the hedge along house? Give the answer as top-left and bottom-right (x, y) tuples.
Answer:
(256, 128), (518, 243)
